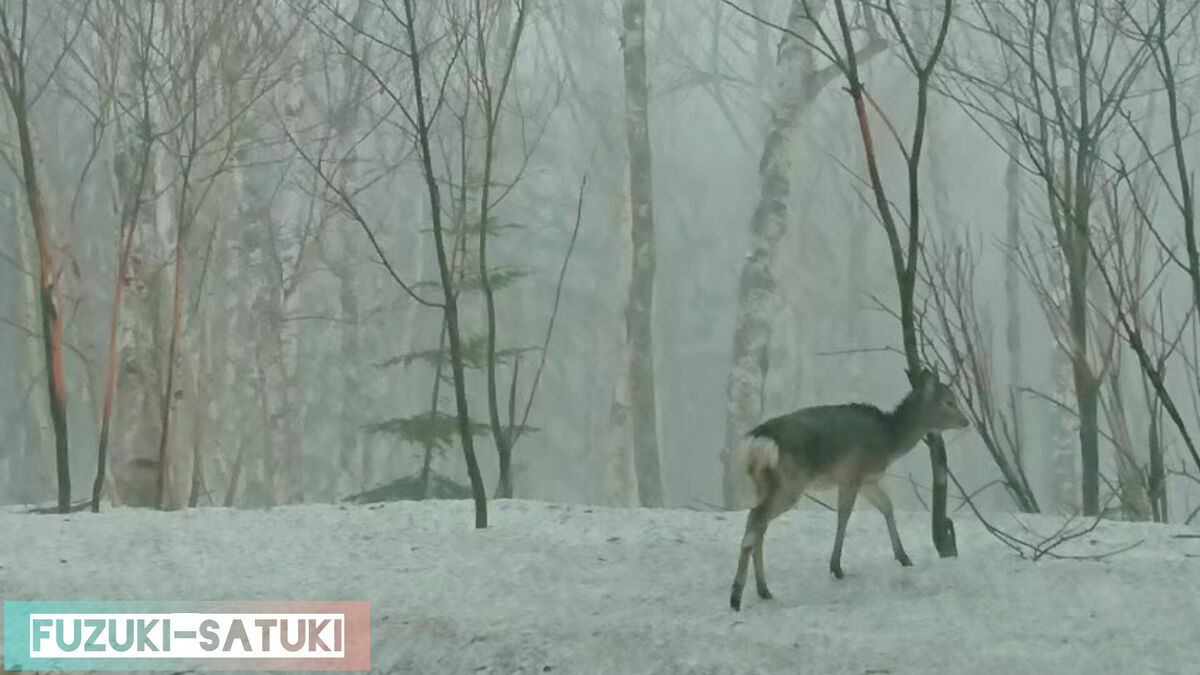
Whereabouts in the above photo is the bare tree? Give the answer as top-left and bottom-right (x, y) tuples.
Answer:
(300, 0), (490, 526)
(921, 237), (1039, 513)
(0, 0), (79, 513)
(89, 0), (156, 512)
(795, 0), (958, 554)
(471, 0), (533, 500)
(944, 0), (1153, 515)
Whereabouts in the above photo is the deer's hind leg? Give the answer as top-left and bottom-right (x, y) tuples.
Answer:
(731, 468), (775, 611)
(731, 463), (806, 610)
(752, 467), (807, 601)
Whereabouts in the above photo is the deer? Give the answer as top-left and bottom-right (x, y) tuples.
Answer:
(729, 367), (969, 611)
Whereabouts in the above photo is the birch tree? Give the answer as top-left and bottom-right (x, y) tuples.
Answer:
(615, 0), (664, 507)
(720, 0), (883, 508)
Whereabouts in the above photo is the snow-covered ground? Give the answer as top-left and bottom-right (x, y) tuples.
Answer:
(2, 499), (1199, 674)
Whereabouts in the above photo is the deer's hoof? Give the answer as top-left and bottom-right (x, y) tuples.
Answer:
(730, 596), (741, 612)
(757, 586), (773, 600)
(830, 564), (844, 580)
(898, 553), (913, 567)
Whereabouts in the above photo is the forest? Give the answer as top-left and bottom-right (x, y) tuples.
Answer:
(3, 0), (1200, 544)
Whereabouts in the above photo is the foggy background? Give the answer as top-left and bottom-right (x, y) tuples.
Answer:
(2, 0), (1197, 525)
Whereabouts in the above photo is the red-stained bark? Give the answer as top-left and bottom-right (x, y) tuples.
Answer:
(0, 1), (72, 511)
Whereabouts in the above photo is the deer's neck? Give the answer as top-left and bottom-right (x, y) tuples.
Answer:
(888, 393), (929, 455)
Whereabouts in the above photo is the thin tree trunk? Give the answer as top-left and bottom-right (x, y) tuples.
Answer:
(830, 0), (955, 555)
(6, 73), (71, 513)
(154, 201), (187, 510)
(265, 261), (304, 505)
(333, 259), (363, 493)
(1075, 366), (1100, 515)
(188, 314), (211, 508)
(403, 0), (486, 527)
(220, 179), (248, 506)
(223, 418), (247, 508)
(1148, 385), (1166, 521)
(1105, 369), (1146, 519)
(1050, 335), (1079, 512)
(1068, 213), (1098, 516)
(1003, 131), (1024, 464)
(92, 99), (152, 512)
(92, 194), (140, 512)
(12, 190), (53, 504)
(477, 0), (528, 501)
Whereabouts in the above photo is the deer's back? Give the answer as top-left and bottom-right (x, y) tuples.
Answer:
(749, 404), (894, 485)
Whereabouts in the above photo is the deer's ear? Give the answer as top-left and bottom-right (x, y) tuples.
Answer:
(909, 367), (936, 395)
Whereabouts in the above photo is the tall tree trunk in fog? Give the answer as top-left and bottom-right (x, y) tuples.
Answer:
(477, 0), (529, 501)
(331, 144), (363, 497)
(335, 253), (363, 491)
(615, 0), (663, 507)
(188, 307), (212, 507)
(220, 163), (250, 506)
(721, 1), (819, 508)
(92, 111), (152, 511)
(1104, 368), (1146, 519)
(607, 171), (639, 507)
(1050, 322), (1079, 512)
(154, 169), (190, 510)
(236, 150), (279, 505)
(1002, 131), (1029, 510)
(1068, 215), (1100, 517)
(0, 9), (72, 512)
(1003, 133), (1023, 459)
(11, 190), (53, 502)
(1147, 374), (1167, 521)
(262, 217), (306, 505)
(112, 100), (172, 508)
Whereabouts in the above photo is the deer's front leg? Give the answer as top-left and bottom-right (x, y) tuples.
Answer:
(863, 482), (912, 567)
(829, 480), (861, 579)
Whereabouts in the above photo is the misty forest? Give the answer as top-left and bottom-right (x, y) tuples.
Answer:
(7, 0), (1200, 671)
(5, 0), (1200, 556)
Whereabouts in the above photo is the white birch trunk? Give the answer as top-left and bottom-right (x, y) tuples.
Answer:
(721, 0), (821, 508)
(616, 0), (663, 507)
(111, 106), (172, 506)
(605, 162), (638, 508)
(1050, 272), (1079, 514)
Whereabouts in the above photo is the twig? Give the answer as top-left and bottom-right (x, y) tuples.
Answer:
(510, 172), (588, 448)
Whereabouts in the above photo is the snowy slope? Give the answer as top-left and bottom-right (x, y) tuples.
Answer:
(2, 499), (1199, 674)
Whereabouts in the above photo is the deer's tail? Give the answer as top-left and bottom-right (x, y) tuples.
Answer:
(734, 434), (780, 505)
(739, 435), (779, 474)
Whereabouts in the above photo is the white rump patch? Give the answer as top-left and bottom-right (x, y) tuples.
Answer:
(736, 436), (779, 475)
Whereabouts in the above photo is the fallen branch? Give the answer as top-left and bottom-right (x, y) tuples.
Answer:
(949, 468), (1143, 561)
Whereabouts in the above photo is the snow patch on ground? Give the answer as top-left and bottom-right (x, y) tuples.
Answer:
(2, 500), (1199, 674)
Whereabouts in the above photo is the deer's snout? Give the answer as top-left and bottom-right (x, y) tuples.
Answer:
(946, 408), (970, 429)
